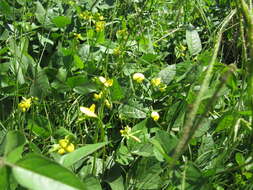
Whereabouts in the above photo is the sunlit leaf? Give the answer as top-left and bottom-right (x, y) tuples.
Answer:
(186, 25), (202, 55)
(59, 142), (108, 167)
(12, 154), (86, 190)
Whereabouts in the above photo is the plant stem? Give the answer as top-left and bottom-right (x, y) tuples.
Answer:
(238, 0), (253, 142)
(172, 10), (236, 162)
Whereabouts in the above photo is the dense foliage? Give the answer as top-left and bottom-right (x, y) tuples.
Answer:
(0, 0), (253, 189)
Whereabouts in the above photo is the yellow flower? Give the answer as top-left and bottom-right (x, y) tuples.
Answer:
(104, 79), (113, 87)
(116, 29), (128, 39)
(95, 21), (105, 32)
(59, 139), (69, 148)
(94, 91), (103, 100)
(18, 97), (32, 112)
(80, 11), (93, 20)
(99, 76), (113, 87)
(66, 143), (75, 153)
(56, 138), (75, 154)
(105, 99), (112, 109)
(58, 148), (66, 155)
(113, 47), (121, 55)
(99, 16), (104, 20)
(68, 1), (75, 5)
(120, 126), (141, 143)
(99, 76), (107, 84)
(73, 32), (82, 40)
(120, 126), (132, 138)
(151, 78), (161, 87)
(159, 84), (167, 92)
(80, 104), (97, 118)
(151, 111), (159, 121)
(133, 73), (145, 83)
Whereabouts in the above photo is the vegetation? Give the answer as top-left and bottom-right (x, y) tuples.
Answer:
(0, 0), (253, 189)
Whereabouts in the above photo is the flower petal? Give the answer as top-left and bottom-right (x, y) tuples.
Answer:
(80, 106), (97, 118)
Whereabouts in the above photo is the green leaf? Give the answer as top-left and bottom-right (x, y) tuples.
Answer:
(73, 83), (98, 95)
(59, 142), (108, 167)
(83, 176), (102, 190)
(235, 153), (245, 166)
(138, 35), (154, 54)
(104, 165), (124, 190)
(110, 78), (124, 101)
(0, 166), (9, 190)
(186, 25), (202, 55)
(54, 127), (76, 140)
(115, 144), (133, 165)
(35, 2), (50, 26)
(133, 157), (162, 189)
(197, 133), (214, 165)
(119, 104), (147, 119)
(52, 16), (71, 28)
(0, 1), (11, 15)
(194, 118), (210, 138)
(37, 33), (54, 46)
(158, 64), (176, 85)
(27, 115), (52, 138)
(11, 154), (86, 190)
(215, 113), (236, 132)
(30, 68), (50, 98)
(153, 130), (178, 156)
(3, 131), (26, 163)
(185, 162), (203, 182)
(66, 75), (88, 88)
(74, 55), (84, 69)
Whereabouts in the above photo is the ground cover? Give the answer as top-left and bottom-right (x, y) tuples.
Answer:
(0, 0), (253, 189)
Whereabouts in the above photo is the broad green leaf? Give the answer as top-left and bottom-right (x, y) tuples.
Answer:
(83, 176), (102, 190)
(118, 104), (147, 119)
(107, 176), (124, 190)
(158, 64), (176, 84)
(54, 127), (76, 140)
(30, 68), (50, 98)
(35, 2), (48, 25)
(66, 75), (88, 88)
(0, 130), (6, 155)
(0, 166), (9, 190)
(133, 157), (162, 189)
(151, 139), (166, 162)
(115, 144), (133, 165)
(74, 55), (84, 69)
(194, 118), (210, 138)
(186, 25), (202, 55)
(38, 33), (54, 46)
(153, 130), (178, 156)
(73, 83), (98, 95)
(0, 1), (11, 15)
(127, 120), (152, 157)
(185, 162), (203, 182)
(139, 53), (159, 63)
(110, 78), (124, 101)
(104, 165), (124, 190)
(215, 113), (235, 132)
(59, 142), (108, 167)
(197, 133), (214, 165)
(3, 131), (26, 163)
(235, 153), (245, 166)
(138, 35), (154, 54)
(52, 16), (71, 28)
(11, 154), (86, 190)
(27, 115), (52, 138)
